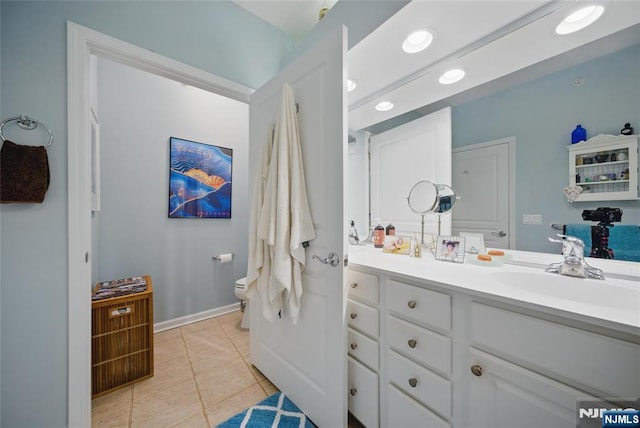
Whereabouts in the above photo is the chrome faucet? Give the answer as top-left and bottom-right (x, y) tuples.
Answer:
(545, 234), (604, 279)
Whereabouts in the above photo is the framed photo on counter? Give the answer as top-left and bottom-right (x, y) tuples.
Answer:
(435, 236), (466, 263)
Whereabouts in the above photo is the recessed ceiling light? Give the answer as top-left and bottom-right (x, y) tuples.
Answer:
(439, 69), (465, 85)
(555, 5), (604, 35)
(375, 101), (394, 111)
(402, 29), (433, 54)
(347, 79), (357, 92)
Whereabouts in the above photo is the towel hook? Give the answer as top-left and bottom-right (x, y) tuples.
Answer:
(0, 115), (54, 148)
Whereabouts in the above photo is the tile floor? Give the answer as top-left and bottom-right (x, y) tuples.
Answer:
(92, 310), (365, 428)
(91, 310), (277, 427)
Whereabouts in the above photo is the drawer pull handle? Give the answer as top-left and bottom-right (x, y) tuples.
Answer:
(471, 365), (483, 377)
(350, 282), (358, 288)
(350, 343), (358, 350)
(407, 300), (417, 309)
(109, 306), (132, 318)
(350, 313), (358, 319)
(408, 339), (417, 348)
(408, 378), (418, 388)
(350, 388), (357, 396)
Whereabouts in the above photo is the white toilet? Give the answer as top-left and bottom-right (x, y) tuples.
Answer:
(234, 277), (249, 329)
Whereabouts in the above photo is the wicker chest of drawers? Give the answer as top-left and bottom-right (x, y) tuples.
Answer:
(91, 275), (154, 397)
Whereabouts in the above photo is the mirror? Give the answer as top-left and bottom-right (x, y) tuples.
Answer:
(407, 180), (438, 245)
(348, 25), (639, 258)
(407, 181), (460, 246)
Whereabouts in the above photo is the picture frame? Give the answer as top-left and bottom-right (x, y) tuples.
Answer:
(169, 137), (233, 218)
(382, 235), (412, 255)
(435, 236), (466, 263)
(459, 231), (486, 254)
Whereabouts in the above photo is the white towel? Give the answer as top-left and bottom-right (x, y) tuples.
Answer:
(257, 83), (315, 324)
(245, 128), (277, 319)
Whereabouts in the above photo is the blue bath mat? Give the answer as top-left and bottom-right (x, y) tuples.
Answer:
(215, 392), (314, 428)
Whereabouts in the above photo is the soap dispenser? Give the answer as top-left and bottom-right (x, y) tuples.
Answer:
(373, 221), (385, 248)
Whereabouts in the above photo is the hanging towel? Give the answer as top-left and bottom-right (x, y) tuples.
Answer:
(0, 140), (50, 203)
(245, 128), (276, 320)
(257, 83), (315, 324)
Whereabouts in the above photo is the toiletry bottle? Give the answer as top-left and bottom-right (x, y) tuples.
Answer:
(571, 124), (587, 144)
(385, 222), (395, 236)
(348, 220), (360, 245)
(373, 223), (385, 248)
(413, 241), (422, 258)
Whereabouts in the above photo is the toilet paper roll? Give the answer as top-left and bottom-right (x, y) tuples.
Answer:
(217, 253), (233, 263)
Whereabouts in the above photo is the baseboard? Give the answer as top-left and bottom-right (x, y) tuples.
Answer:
(154, 302), (241, 333)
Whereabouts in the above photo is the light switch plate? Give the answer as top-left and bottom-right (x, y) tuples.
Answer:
(523, 214), (543, 225)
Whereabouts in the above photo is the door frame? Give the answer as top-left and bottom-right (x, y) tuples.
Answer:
(67, 22), (253, 426)
(452, 137), (516, 249)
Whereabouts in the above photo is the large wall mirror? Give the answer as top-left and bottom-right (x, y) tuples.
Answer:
(346, 2), (639, 259)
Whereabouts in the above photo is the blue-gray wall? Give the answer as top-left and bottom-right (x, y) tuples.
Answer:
(453, 44), (640, 253)
(96, 58), (249, 323)
(0, 2), (291, 426)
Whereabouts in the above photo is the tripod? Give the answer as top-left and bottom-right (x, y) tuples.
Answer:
(589, 222), (615, 259)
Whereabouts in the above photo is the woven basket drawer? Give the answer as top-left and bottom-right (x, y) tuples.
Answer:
(92, 350), (152, 396)
(92, 297), (150, 335)
(92, 325), (150, 365)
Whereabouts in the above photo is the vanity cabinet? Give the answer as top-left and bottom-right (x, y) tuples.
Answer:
(567, 135), (638, 201)
(346, 269), (380, 428)
(346, 264), (640, 428)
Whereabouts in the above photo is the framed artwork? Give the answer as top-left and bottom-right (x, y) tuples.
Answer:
(169, 137), (233, 218)
(459, 231), (486, 254)
(382, 235), (412, 255)
(435, 236), (466, 263)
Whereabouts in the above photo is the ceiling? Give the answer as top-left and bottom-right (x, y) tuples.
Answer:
(233, 0), (339, 42)
(235, 1), (640, 132)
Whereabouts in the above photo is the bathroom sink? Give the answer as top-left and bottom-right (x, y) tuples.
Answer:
(490, 270), (640, 311)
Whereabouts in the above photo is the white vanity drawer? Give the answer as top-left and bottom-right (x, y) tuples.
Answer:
(387, 350), (451, 419)
(386, 279), (451, 333)
(347, 299), (379, 339)
(348, 327), (379, 371)
(387, 384), (450, 428)
(470, 302), (640, 398)
(347, 269), (379, 305)
(387, 315), (451, 376)
(348, 356), (379, 428)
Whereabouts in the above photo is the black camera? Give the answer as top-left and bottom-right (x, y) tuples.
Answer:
(582, 207), (623, 225)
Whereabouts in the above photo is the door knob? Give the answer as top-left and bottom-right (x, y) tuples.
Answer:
(471, 365), (483, 377)
(408, 339), (417, 348)
(350, 388), (357, 396)
(408, 378), (418, 388)
(350, 313), (358, 319)
(312, 252), (340, 267)
(407, 300), (417, 309)
(350, 343), (358, 350)
(491, 230), (507, 237)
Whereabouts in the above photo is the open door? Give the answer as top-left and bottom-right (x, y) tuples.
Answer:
(248, 27), (348, 427)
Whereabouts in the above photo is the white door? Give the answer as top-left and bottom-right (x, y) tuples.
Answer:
(452, 138), (514, 249)
(370, 108), (452, 238)
(248, 27), (347, 427)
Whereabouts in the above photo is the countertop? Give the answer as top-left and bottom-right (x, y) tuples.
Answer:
(348, 245), (640, 335)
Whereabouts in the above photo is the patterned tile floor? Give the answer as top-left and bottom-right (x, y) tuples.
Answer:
(91, 310), (366, 427)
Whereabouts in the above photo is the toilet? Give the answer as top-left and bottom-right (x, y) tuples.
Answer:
(234, 277), (249, 329)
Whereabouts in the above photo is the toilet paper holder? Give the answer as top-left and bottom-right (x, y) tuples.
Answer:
(212, 253), (234, 262)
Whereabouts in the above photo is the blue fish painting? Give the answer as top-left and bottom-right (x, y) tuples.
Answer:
(169, 137), (232, 218)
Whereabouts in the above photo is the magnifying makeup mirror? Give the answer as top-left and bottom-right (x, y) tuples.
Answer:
(407, 181), (460, 245)
(407, 180), (438, 245)
(433, 183), (460, 237)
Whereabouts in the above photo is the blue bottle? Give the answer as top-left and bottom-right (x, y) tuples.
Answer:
(571, 125), (587, 144)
